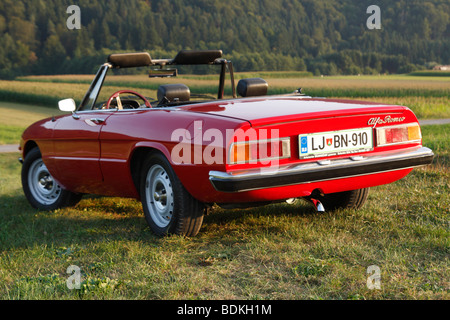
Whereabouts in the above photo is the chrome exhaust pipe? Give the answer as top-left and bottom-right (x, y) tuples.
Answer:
(310, 198), (325, 212)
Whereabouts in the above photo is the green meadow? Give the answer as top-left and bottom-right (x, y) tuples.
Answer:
(1, 73), (448, 122)
(0, 73), (448, 300)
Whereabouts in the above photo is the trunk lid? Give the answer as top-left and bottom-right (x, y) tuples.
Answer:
(181, 96), (408, 126)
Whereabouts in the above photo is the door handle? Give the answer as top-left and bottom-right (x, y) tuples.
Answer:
(90, 118), (105, 124)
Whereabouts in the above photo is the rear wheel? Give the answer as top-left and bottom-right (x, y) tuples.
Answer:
(22, 147), (82, 210)
(140, 152), (204, 237)
(307, 188), (369, 211)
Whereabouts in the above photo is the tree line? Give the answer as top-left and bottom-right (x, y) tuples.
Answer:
(0, 0), (448, 78)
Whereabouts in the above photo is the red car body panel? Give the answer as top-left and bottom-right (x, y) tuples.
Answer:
(183, 97), (407, 125)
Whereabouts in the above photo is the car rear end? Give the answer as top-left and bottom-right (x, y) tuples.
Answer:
(206, 97), (434, 205)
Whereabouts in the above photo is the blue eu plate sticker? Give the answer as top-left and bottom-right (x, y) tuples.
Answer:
(300, 136), (308, 153)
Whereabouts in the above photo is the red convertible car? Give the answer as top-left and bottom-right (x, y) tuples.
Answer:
(20, 50), (434, 236)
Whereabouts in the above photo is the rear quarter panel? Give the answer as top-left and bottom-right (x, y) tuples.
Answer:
(98, 108), (246, 199)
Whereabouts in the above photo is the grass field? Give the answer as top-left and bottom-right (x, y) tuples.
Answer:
(0, 73), (448, 300)
(0, 73), (448, 121)
(0, 124), (448, 300)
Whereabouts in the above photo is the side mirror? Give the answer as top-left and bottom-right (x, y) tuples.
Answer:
(58, 98), (76, 112)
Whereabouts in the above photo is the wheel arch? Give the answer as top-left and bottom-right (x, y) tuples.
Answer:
(22, 140), (39, 158)
(129, 142), (172, 195)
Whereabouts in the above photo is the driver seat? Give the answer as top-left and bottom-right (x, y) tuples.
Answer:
(157, 84), (190, 106)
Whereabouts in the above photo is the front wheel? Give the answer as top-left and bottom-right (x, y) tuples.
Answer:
(140, 152), (204, 237)
(22, 147), (82, 210)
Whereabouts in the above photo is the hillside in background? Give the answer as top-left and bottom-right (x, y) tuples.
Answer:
(0, 0), (449, 78)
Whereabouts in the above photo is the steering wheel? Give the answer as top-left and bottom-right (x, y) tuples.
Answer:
(105, 90), (152, 109)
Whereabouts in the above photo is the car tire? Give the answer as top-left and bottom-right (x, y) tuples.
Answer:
(22, 147), (82, 210)
(140, 152), (205, 237)
(312, 188), (369, 211)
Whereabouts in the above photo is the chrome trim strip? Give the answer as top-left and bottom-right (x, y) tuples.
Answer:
(376, 139), (422, 147)
(209, 147), (434, 193)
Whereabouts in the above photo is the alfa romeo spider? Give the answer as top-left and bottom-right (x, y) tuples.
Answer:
(19, 50), (434, 236)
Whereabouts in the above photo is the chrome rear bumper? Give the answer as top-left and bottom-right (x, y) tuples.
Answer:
(209, 147), (434, 193)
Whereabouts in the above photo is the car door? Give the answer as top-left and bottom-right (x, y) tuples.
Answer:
(52, 110), (114, 194)
(96, 108), (147, 198)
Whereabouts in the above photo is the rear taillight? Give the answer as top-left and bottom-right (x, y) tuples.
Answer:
(376, 123), (422, 147)
(229, 138), (291, 164)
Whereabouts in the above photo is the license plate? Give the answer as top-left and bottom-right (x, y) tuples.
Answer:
(299, 128), (373, 159)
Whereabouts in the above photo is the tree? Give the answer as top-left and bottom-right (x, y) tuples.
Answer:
(40, 34), (67, 74)
(0, 0), (448, 77)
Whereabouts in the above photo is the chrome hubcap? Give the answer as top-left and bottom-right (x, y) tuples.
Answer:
(28, 159), (61, 205)
(145, 165), (174, 228)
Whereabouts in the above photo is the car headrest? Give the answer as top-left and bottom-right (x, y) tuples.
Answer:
(172, 50), (223, 65)
(157, 84), (190, 105)
(237, 78), (268, 97)
(107, 52), (152, 68)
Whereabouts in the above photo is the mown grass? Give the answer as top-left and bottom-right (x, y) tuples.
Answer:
(0, 124), (448, 300)
(0, 73), (447, 301)
(421, 124), (450, 168)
